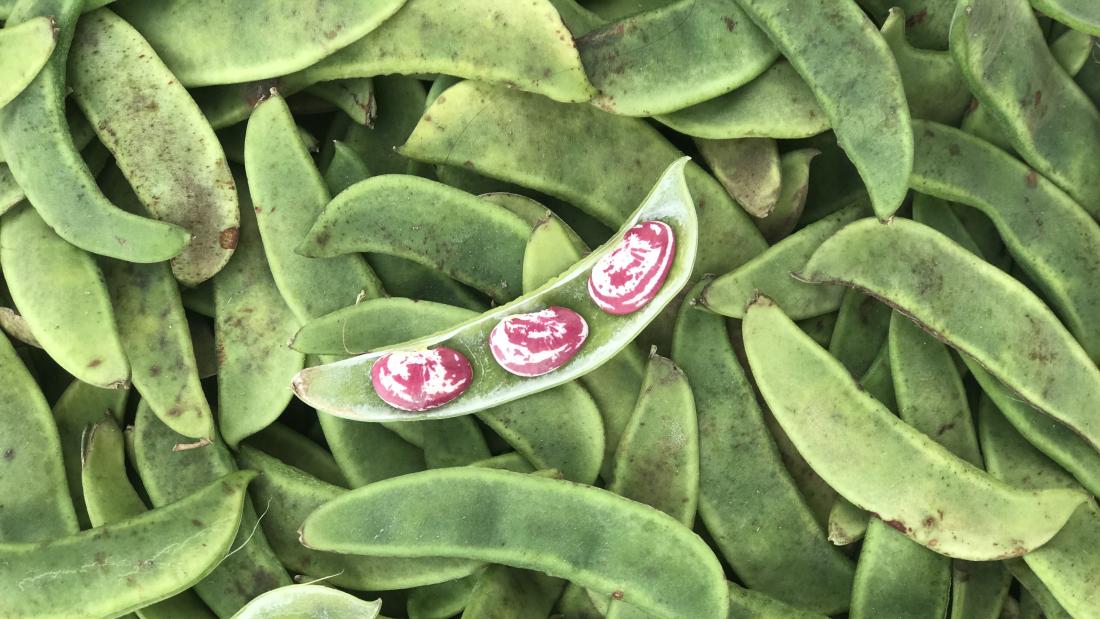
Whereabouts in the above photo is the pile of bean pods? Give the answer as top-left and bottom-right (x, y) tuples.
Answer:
(1, 0), (1099, 617)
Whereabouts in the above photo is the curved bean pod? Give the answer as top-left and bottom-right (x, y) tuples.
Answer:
(673, 285), (854, 614)
(699, 202), (863, 320)
(81, 418), (217, 619)
(949, 561), (1011, 619)
(0, 0), (190, 263)
(696, 137), (780, 218)
(406, 575), (477, 619)
(111, 0), (406, 87)
(236, 447), (480, 591)
(0, 16), (55, 109)
(754, 148), (818, 243)
(422, 417), (491, 469)
(578, 0), (777, 115)
(742, 295), (1086, 560)
(850, 520), (951, 619)
(827, 289), (892, 378)
(301, 467), (729, 619)
(656, 62), (827, 140)
(232, 585), (380, 619)
(400, 80), (764, 277)
(1031, 0), (1100, 36)
(0, 203), (129, 387)
(979, 399), (1100, 618)
(801, 217), (1100, 455)
(300, 175), (532, 304)
(951, 0), (1100, 219)
(910, 119), (1100, 361)
(911, 193), (985, 259)
(307, 78), (376, 126)
(244, 423), (346, 488)
(291, 298), (476, 356)
(881, 8), (970, 125)
(855, 0), (955, 50)
(464, 566), (563, 619)
(292, 158), (697, 421)
(732, 0), (912, 219)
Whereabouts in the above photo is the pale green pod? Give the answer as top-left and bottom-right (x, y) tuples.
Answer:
(727, 582), (829, 619)
(342, 75), (428, 176)
(81, 418), (217, 619)
(194, 73), (317, 130)
(979, 398), (1100, 618)
(520, 216), (588, 294)
(827, 289), (892, 379)
(0, 16), (55, 109)
(400, 80), (766, 277)
(856, 0), (955, 49)
(754, 148), (818, 243)
(462, 565), (564, 619)
(733, 0), (912, 219)
(851, 519), (951, 619)
(231, 585), (380, 619)
(1007, 560), (1073, 619)
(583, 0), (668, 20)
(578, 0), (776, 116)
(656, 62), (827, 140)
(609, 352), (697, 524)
(291, 298), (476, 356)
(69, 8), (239, 286)
(554, 582), (603, 619)
(292, 159), (697, 422)
(912, 194), (985, 259)
(0, 470), (253, 619)
(213, 176), (304, 449)
(1032, 0), (1100, 36)
(0, 0), (190, 263)
(422, 417), (491, 469)
(881, 7), (971, 125)
(317, 413), (425, 488)
(952, 0), (1100, 219)
(237, 446), (479, 591)
(294, 0), (592, 104)
(696, 138), (780, 218)
(180, 278), (214, 317)
(828, 499), (869, 546)
(0, 331), (77, 541)
(959, 101), (1014, 153)
(245, 423), (347, 488)
(51, 378), (128, 529)
(468, 453), (535, 473)
(949, 561), (1011, 619)
(699, 203), (863, 320)
(0, 165), (20, 214)
(0, 203), (129, 387)
(673, 286), (853, 614)
(245, 93), (384, 323)
(302, 467), (730, 619)
(910, 119), (1100, 362)
(308, 78), (376, 126)
(801, 217), (1100, 455)
(132, 403), (291, 616)
(742, 296), (1086, 560)
(408, 576), (477, 619)
(111, 0), (407, 87)
(1049, 28), (1095, 76)
(300, 175), (532, 304)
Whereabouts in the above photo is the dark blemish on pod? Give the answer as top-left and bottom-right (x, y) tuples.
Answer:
(723, 17), (737, 31)
(906, 9), (928, 27)
(1025, 170), (1038, 188)
(219, 227), (239, 249)
(88, 358), (103, 368)
(2, 448), (13, 461)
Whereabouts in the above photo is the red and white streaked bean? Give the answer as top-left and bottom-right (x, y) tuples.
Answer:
(489, 306), (588, 377)
(370, 348), (473, 411)
(588, 221), (675, 315)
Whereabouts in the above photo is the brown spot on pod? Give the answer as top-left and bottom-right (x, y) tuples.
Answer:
(219, 227), (239, 249)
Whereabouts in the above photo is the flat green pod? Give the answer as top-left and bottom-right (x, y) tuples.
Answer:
(295, 0), (592, 104)
(477, 384), (605, 485)
(462, 565), (563, 619)
(796, 312), (837, 348)
(826, 289), (891, 378)
(911, 120), (1100, 362)
(69, 8), (238, 286)
(291, 298), (475, 356)
(881, 8), (971, 125)
(301, 468), (730, 619)
(699, 202), (863, 320)
(696, 138), (780, 218)
(0, 203), (129, 387)
(0, 16), (55, 109)
(742, 296), (1086, 560)
(469, 453), (535, 473)
(754, 148), (818, 243)
(132, 403), (291, 616)
(1007, 560), (1073, 619)
(673, 288), (853, 613)
(308, 78), (376, 126)
(912, 194), (986, 258)
(0, 165), (21, 214)
(316, 413), (425, 488)
(856, 0), (955, 49)
(244, 423), (347, 488)
(608, 352), (697, 524)
(952, 0), (1100, 219)
(828, 498), (869, 546)
(232, 585), (381, 619)
(400, 80), (765, 277)
(342, 75), (428, 177)
(656, 62), (827, 140)
(733, 0), (912, 220)
(1032, 0), (1100, 36)
(245, 93), (384, 324)
(0, 331), (77, 542)
(300, 175), (532, 304)
(111, 0), (407, 87)
(521, 216), (588, 294)
(52, 378), (128, 529)
(979, 399), (1100, 618)
(236, 446), (480, 591)
(422, 417), (491, 468)
(949, 561), (1011, 619)
(408, 576), (477, 619)
(0, 470), (253, 619)
(81, 418), (217, 619)
(0, 0), (190, 263)
(293, 159), (697, 421)
(727, 582), (829, 619)
(193, 73), (316, 131)
(1049, 28), (1095, 76)
(578, 0), (776, 116)
(850, 519), (951, 619)
(213, 178), (304, 449)
(801, 217), (1100, 456)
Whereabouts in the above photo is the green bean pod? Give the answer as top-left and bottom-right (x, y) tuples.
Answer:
(462, 565), (564, 619)
(948, 561), (1011, 619)
(881, 8), (970, 125)
(1032, 0), (1100, 36)
(244, 423), (347, 488)
(754, 148), (818, 243)
(407, 576), (477, 619)
(302, 467), (730, 619)
(856, 0), (955, 49)
(0, 16), (55, 109)
(696, 138), (780, 218)
(307, 78), (376, 126)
